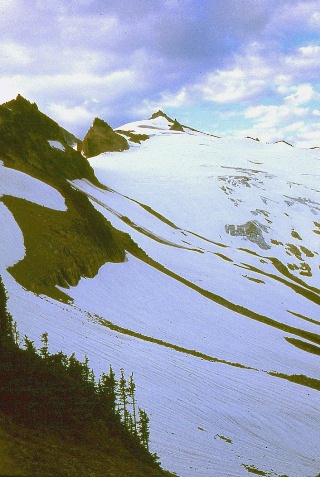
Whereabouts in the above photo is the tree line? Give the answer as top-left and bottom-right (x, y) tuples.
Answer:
(0, 275), (157, 464)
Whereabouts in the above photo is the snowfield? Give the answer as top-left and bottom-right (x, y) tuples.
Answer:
(2, 116), (320, 477)
(0, 161), (67, 267)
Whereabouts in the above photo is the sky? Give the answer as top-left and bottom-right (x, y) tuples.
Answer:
(1, 0), (320, 147)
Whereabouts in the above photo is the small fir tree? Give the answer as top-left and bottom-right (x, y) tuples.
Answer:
(98, 365), (117, 414)
(23, 336), (37, 354)
(118, 368), (129, 428)
(128, 372), (137, 434)
(138, 408), (150, 450)
(39, 332), (49, 359)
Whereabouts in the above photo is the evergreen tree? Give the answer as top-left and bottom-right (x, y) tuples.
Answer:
(39, 331), (49, 359)
(118, 368), (129, 428)
(12, 321), (19, 346)
(23, 336), (37, 354)
(98, 365), (117, 414)
(67, 352), (85, 381)
(128, 372), (137, 434)
(138, 408), (150, 450)
(83, 354), (90, 382)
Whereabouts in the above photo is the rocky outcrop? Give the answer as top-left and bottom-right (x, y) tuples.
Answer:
(115, 129), (150, 144)
(81, 118), (129, 157)
(170, 119), (184, 132)
(274, 140), (293, 147)
(150, 110), (174, 122)
(225, 221), (271, 250)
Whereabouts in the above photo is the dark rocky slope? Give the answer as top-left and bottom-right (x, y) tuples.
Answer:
(81, 117), (129, 157)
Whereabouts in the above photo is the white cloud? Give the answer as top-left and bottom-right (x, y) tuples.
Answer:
(48, 103), (93, 126)
(244, 103), (309, 128)
(284, 84), (318, 105)
(0, 42), (32, 68)
(310, 11), (320, 28)
(194, 43), (320, 106)
(198, 68), (265, 103)
(131, 88), (190, 119)
(158, 88), (190, 108)
(295, 127), (320, 148)
(18, 70), (144, 104)
(193, 44), (272, 103)
(285, 45), (320, 76)
(57, 14), (120, 45)
(237, 86), (320, 147)
(0, 77), (24, 104)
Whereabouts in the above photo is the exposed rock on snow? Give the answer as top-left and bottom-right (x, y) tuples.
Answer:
(150, 110), (174, 122)
(225, 221), (271, 249)
(81, 118), (129, 157)
(169, 119), (184, 132)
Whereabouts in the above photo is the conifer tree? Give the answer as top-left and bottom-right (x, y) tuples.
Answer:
(67, 352), (84, 381)
(98, 365), (117, 414)
(12, 321), (19, 346)
(128, 372), (137, 434)
(118, 368), (129, 428)
(39, 332), (49, 359)
(138, 408), (150, 450)
(83, 354), (90, 382)
(23, 336), (37, 354)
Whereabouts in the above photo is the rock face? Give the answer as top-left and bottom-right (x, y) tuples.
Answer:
(82, 118), (129, 157)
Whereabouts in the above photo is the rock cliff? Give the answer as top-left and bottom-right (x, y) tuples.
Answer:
(81, 117), (129, 157)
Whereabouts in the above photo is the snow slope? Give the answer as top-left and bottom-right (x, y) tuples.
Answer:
(0, 161), (67, 268)
(2, 116), (320, 477)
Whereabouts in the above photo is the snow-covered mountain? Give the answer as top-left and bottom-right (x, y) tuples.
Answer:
(1, 100), (319, 477)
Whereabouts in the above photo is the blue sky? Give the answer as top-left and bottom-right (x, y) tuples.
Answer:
(1, 0), (320, 146)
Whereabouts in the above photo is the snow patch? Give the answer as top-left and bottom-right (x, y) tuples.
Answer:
(0, 203), (25, 269)
(0, 162), (67, 211)
(48, 140), (65, 151)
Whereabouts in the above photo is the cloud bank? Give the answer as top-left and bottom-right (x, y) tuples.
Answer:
(1, 0), (319, 146)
